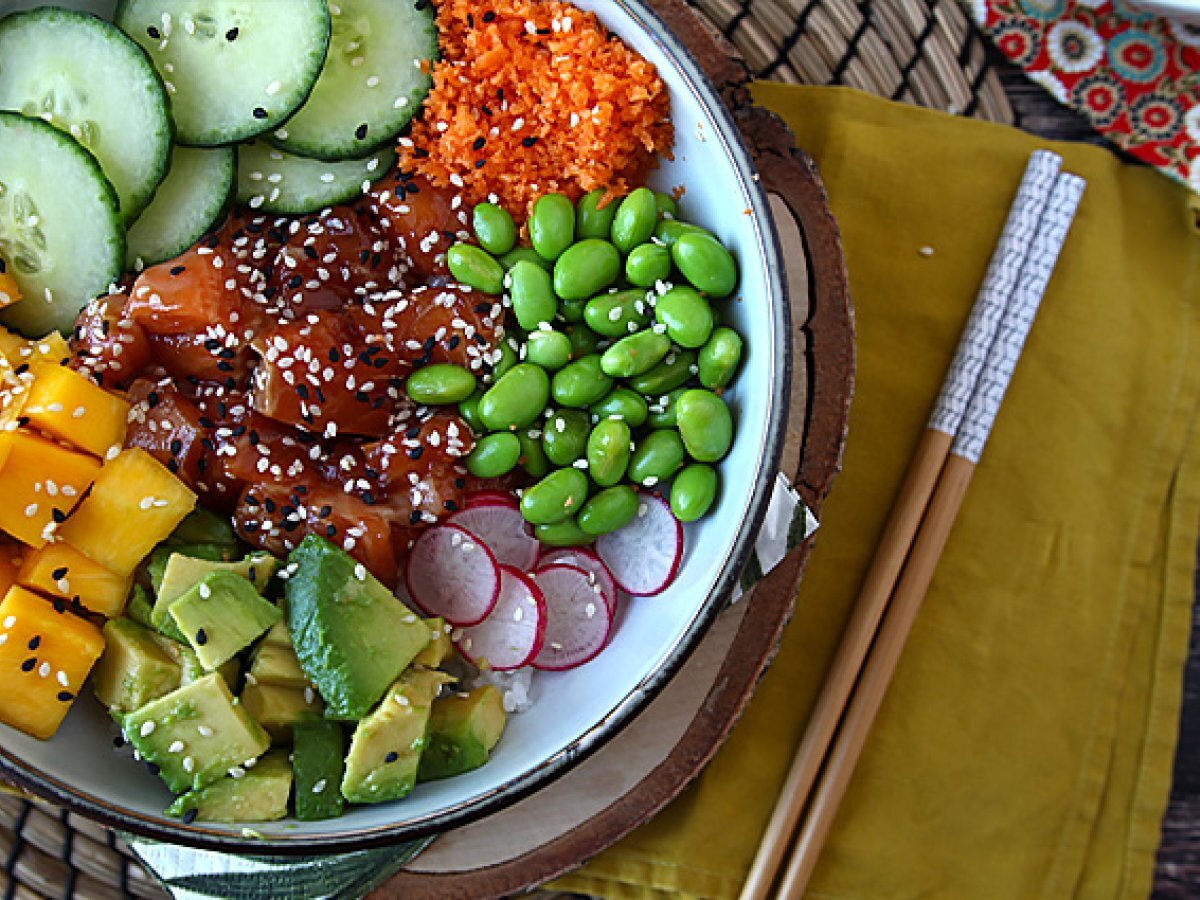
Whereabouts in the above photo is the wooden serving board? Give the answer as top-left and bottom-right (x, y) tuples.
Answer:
(372, 2), (855, 895)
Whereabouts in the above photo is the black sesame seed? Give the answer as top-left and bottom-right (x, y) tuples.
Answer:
(448, 335), (461, 350)
(226, 27), (239, 41)
(355, 123), (369, 140)
(409, 511), (422, 525)
(170, 439), (183, 455)
(253, 107), (268, 120)
(195, 629), (208, 646)
(326, 524), (337, 538)
(454, 478), (466, 489)
(147, 25), (160, 38)
(147, 391), (160, 408)
(20, 658), (36, 672)
(147, 763), (160, 776)
(51, 508), (66, 524)
(318, 505), (332, 518)
(27, 635), (41, 650)
(50, 567), (68, 581)
(362, 491), (376, 506)
(53, 598), (67, 613)
(385, 751), (399, 763)
(444, 499), (458, 512)
(57, 691), (74, 703)
(483, 10), (496, 21)
(472, 137), (486, 151)
(182, 808), (199, 825)
(407, 446), (424, 460)
(113, 735), (126, 748)
(170, 265), (186, 276)
(474, 159), (486, 169)
(521, 136), (538, 148)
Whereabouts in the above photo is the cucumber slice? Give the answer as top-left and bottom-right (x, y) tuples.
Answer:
(0, 112), (123, 336)
(115, 0), (331, 147)
(236, 141), (395, 216)
(0, 7), (171, 222)
(269, 0), (436, 160)
(126, 144), (235, 270)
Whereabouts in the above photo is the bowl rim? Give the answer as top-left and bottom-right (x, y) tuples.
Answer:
(0, 0), (793, 854)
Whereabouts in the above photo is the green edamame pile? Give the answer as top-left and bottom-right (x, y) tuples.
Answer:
(427, 186), (746, 542)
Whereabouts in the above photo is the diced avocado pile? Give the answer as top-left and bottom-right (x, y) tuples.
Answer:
(94, 513), (507, 824)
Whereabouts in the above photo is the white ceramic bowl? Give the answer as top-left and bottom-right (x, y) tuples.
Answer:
(1127, 0), (1200, 22)
(0, 0), (791, 852)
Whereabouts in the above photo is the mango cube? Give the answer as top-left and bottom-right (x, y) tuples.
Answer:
(0, 329), (71, 371)
(0, 585), (105, 739)
(0, 430), (100, 547)
(0, 268), (21, 310)
(0, 540), (22, 596)
(18, 542), (132, 618)
(21, 364), (129, 457)
(59, 448), (196, 576)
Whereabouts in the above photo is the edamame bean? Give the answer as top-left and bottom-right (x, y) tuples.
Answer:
(458, 389), (486, 433)
(447, 243), (505, 295)
(698, 326), (744, 389)
(534, 519), (595, 547)
(576, 189), (619, 240)
(646, 387), (686, 428)
(600, 330), (670, 378)
(672, 231), (738, 297)
(670, 464), (718, 522)
(628, 348), (697, 395)
(654, 191), (678, 220)
(590, 387), (648, 428)
(530, 193), (575, 262)
(655, 285), (715, 349)
(525, 329), (572, 370)
(676, 389), (734, 462)
(508, 260), (557, 330)
(405, 363), (477, 405)
(611, 187), (657, 255)
(553, 239), (620, 301)
(584, 288), (650, 338)
(628, 429), (685, 486)
(520, 467), (589, 525)
(625, 243), (672, 288)
(491, 338), (518, 381)
(466, 433), (521, 478)
(551, 354), (613, 407)
(586, 418), (631, 487)
(558, 297), (587, 323)
(566, 324), (603, 358)
(472, 203), (517, 256)
(479, 363), (550, 431)
(518, 429), (551, 478)
(578, 484), (639, 536)
(500, 246), (553, 272)
(542, 409), (590, 466)
(653, 218), (713, 247)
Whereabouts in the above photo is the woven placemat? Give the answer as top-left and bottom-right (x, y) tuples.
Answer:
(0, 0), (1010, 897)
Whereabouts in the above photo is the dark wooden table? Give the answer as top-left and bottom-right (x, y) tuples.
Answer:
(988, 50), (1198, 898)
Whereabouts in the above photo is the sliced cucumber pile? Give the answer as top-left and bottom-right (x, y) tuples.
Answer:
(0, 112), (123, 336)
(115, 0), (331, 146)
(0, 7), (171, 222)
(127, 145), (236, 269)
(236, 141), (395, 216)
(270, 0), (437, 160)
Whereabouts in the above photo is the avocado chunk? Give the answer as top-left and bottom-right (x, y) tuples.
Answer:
(248, 618), (309, 689)
(284, 536), (431, 720)
(167, 508), (238, 549)
(169, 571), (282, 671)
(147, 543), (234, 596)
(93, 618), (181, 712)
(292, 720), (346, 821)
(120, 673), (270, 793)
(152, 635), (239, 691)
(152, 551), (280, 635)
(167, 751), (292, 823)
(240, 681), (323, 741)
(412, 618), (454, 669)
(126, 584), (155, 629)
(341, 669), (451, 804)
(418, 686), (507, 782)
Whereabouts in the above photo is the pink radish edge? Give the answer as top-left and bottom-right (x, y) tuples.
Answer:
(593, 492), (684, 597)
(464, 490), (518, 509)
(530, 564), (615, 671)
(454, 566), (547, 671)
(404, 524), (501, 626)
(448, 504), (541, 571)
(537, 547), (617, 617)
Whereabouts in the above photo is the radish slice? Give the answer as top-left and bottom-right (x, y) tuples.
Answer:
(538, 547), (617, 616)
(530, 564), (614, 671)
(455, 566), (547, 671)
(449, 504), (541, 571)
(405, 525), (501, 626)
(594, 492), (683, 597)
(464, 490), (518, 509)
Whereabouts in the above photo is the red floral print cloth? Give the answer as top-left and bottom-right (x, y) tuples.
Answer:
(969, 0), (1199, 189)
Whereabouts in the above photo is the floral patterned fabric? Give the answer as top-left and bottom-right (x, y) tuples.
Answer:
(966, 0), (1200, 189)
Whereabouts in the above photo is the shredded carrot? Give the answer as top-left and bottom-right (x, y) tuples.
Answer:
(399, 0), (675, 218)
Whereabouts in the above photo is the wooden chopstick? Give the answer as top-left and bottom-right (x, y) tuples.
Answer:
(737, 150), (1065, 900)
(775, 169), (1087, 898)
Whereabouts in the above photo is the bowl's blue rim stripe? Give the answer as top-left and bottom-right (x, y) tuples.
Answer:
(0, 0), (793, 853)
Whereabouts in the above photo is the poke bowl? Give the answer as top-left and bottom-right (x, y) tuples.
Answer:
(0, 0), (791, 852)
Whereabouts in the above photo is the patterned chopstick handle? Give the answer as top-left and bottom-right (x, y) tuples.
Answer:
(952, 172), (1087, 463)
(927, 150), (1062, 438)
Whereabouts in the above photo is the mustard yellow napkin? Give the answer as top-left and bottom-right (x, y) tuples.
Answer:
(554, 86), (1200, 899)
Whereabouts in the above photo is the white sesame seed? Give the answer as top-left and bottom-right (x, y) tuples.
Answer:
(140, 721), (156, 737)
